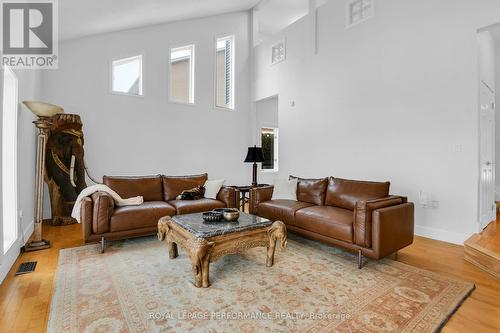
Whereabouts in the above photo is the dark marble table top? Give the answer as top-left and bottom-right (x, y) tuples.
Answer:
(171, 212), (272, 238)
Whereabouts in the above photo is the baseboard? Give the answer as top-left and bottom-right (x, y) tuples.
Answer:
(0, 222), (34, 284)
(414, 225), (470, 245)
(23, 222), (34, 243)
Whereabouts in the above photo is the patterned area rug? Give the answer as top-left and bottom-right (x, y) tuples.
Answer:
(48, 235), (473, 333)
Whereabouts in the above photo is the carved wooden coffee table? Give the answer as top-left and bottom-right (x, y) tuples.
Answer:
(157, 212), (287, 288)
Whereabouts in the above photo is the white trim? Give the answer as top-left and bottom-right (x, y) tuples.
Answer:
(0, 222), (34, 284)
(260, 126), (279, 173)
(168, 43), (196, 105)
(214, 34), (235, 111)
(0, 241), (19, 284)
(414, 224), (470, 245)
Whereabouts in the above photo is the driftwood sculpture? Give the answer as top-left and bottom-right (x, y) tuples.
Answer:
(45, 114), (87, 225)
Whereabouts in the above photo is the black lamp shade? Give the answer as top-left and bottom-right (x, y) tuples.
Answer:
(244, 146), (264, 163)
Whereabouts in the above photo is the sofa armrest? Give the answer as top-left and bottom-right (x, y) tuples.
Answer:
(216, 186), (239, 208)
(81, 197), (93, 242)
(354, 196), (405, 247)
(91, 191), (115, 235)
(371, 202), (414, 259)
(249, 186), (274, 215)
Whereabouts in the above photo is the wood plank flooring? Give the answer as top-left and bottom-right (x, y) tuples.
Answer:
(464, 205), (500, 279)
(0, 222), (499, 332)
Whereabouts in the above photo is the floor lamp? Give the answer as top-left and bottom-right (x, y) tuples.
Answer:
(21, 101), (64, 252)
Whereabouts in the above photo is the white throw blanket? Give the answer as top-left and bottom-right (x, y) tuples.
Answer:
(71, 184), (144, 223)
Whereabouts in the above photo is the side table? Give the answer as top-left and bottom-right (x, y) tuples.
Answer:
(233, 184), (269, 212)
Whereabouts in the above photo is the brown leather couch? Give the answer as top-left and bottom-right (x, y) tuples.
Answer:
(81, 173), (238, 251)
(249, 176), (414, 267)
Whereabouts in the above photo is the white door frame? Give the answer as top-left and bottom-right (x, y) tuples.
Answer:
(477, 26), (498, 231)
(0, 66), (20, 284)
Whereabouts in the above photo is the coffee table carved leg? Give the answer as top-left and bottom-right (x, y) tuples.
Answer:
(168, 241), (178, 259)
(157, 216), (171, 241)
(187, 238), (215, 288)
(266, 221), (287, 267)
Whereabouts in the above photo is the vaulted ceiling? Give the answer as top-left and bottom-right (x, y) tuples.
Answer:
(59, 0), (260, 41)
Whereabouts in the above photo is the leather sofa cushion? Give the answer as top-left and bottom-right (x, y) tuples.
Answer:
(325, 177), (390, 210)
(168, 198), (225, 215)
(295, 206), (354, 243)
(162, 174), (208, 201)
(103, 175), (163, 202)
(289, 176), (328, 206)
(258, 199), (315, 225)
(110, 201), (176, 232)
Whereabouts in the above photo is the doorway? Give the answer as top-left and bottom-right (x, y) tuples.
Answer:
(1, 66), (19, 255)
(478, 25), (500, 231)
(256, 95), (279, 185)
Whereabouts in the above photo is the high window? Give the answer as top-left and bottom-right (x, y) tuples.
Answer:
(215, 36), (234, 109)
(111, 55), (143, 96)
(261, 127), (278, 172)
(346, 0), (374, 28)
(170, 45), (195, 104)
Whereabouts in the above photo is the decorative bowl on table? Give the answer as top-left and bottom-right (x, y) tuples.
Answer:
(202, 211), (223, 222)
(221, 208), (240, 222)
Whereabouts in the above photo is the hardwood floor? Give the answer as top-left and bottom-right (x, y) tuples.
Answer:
(0, 222), (499, 332)
(464, 206), (500, 279)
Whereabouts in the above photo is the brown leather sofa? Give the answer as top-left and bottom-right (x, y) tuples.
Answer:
(81, 173), (238, 251)
(249, 176), (414, 268)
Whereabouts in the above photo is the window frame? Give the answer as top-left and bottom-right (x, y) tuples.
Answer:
(110, 54), (144, 97)
(260, 126), (279, 173)
(345, 0), (375, 29)
(168, 44), (196, 105)
(214, 35), (235, 111)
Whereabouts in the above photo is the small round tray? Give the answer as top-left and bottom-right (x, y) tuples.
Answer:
(202, 211), (223, 222)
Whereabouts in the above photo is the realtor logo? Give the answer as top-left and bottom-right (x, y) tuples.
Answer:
(1, 0), (58, 69)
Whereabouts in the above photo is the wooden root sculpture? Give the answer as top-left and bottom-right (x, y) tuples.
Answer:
(45, 114), (87, 225)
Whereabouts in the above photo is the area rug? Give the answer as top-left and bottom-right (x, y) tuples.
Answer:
(48, 235), (474, 333)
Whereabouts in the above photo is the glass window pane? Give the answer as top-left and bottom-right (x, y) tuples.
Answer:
(216, 36), (234, 109)
(112, 55), (142, 95)
(261, 128), (275, 170)
(170, 45), (194, 103)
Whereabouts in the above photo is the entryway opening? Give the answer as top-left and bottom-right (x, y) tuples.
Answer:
(1, 67), (19, 258)
(256, 95), (279, 185)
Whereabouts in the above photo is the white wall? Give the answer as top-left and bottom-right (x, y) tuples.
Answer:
(41, 11), (253, 185)
(255, 0), (500, 244)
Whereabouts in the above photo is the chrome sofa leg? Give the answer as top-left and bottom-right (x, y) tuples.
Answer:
(358, 250), (363, 269)
(101, 236), (106, 253)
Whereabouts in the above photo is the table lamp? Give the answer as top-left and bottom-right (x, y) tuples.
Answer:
(244, 146), (264, 187)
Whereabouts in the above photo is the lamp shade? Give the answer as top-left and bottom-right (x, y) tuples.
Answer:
(23, 101), (64, 118)
(244, 146), (264, 163)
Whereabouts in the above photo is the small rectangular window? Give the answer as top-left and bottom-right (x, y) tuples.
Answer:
(261, 127), (278, 172)
(346, 0), (374, 28)
(216, 36), (234, 109)
(111, 55), (143, 96)
(170, 45), (195, 104)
